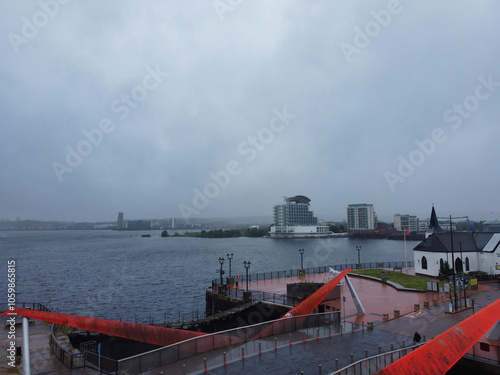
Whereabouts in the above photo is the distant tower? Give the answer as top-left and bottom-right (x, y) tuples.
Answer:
(117, 212), (124, 230)
(171, 218), (175, 229)
(425, 206), (443, 238)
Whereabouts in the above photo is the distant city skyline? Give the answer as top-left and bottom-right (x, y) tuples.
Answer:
(2, 204), (497, 226)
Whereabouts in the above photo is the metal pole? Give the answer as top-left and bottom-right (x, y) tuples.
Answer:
(460, 241), (467, 307)
(450, 216), (458, 311)
(244, 261), (251, 292)
(299, 248), (304, 270)
(404, 230), (408, 269)
(219, 257), (224, 286)
(22, 317), (31, 375)
(227, 253), (233, 278)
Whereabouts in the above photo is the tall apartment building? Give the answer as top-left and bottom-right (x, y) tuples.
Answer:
(117, 212), (124, 230)
(393, 214), (418, 233)
(347, 204), (376, 233)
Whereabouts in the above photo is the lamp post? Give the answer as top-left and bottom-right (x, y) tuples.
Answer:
(227, 253), (233, 278)
(356, 245), (362, 269)
(299, 248), (304, 270)
(243, 261), (251, 292)
(218, 257), (224, 286)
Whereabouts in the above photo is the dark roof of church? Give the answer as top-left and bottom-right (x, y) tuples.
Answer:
(414, 232), (495, 253)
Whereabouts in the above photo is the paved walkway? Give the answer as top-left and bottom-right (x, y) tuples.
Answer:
(5, 271), (499, 374)
(233, 269), (446, 324)
(0, 318), (99, 375)
(146, 275), (500, 375)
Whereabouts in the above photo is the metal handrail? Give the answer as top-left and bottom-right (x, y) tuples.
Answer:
(328, 342), (425, 375)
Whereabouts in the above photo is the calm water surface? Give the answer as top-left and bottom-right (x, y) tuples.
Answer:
(0, 230), (419, 323)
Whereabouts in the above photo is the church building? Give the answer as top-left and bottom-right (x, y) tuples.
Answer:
(413, 207), (500, 277)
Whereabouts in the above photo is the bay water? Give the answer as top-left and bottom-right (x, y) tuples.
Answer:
(0, 230), (419, 324)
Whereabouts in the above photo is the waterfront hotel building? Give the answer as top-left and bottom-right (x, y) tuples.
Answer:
(269, 195), (331, 238)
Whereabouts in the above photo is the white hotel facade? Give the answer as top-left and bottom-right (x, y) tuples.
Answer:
(270, 195), (331, 238)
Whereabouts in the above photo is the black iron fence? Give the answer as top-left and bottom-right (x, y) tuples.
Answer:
(50, 323), (119, 373)
(212, 261), (415, 287)
(0, 301), (51, 313)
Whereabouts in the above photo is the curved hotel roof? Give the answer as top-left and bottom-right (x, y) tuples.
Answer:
(285, 195), (311, 205)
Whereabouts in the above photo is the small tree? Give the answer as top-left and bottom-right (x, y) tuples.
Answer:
(161, 230), (169, 238)
(439, 261), (452, 279)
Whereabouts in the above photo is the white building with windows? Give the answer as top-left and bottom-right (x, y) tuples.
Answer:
(413, 232), (500, 277)
(347, 204), (376, 234)
(270, 195), (331, 238)
(393, 214), (418, 233)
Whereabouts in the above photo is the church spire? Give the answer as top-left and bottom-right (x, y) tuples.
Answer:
(426, 205), (444, 238)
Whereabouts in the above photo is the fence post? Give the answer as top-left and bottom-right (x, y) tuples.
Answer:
(204, 358), (207, 372)
(319, 364), (322, 375)
(224, 352), (227, 365)
(275, 337), (278, 350)
(335, 358), (339, 371)
(242, 347), (245, 360)
(350, 353), (354, 363)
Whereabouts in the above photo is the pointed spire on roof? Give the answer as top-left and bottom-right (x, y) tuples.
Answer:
(429, 206), (443, 231)
(426, 205), (444, 238)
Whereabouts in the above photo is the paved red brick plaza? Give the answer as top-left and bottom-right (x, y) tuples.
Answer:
(230, 269), (492, 325)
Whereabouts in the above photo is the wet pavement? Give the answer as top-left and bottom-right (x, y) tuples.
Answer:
(148, 275), (500, 375)
(157, 328), (411, 375)
(7, 271), (500, 374)
(232, 269), (446, 325)
(0, 318), (99, 374)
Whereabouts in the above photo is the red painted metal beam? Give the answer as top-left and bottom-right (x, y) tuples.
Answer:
(375, 297), (500, 375)
(2, 308), (206, 347)
(281, 268), (351, 318)
(254, 268), (351, 340)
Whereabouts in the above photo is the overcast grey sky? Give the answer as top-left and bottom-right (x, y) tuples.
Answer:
(1, 1), (499, 223)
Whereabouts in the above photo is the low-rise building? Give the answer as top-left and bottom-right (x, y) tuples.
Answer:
(393, 214), (418, 233)
(413, 232), (500, 277)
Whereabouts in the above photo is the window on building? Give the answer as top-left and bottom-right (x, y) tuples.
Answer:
(465, 257), (470, 272)
(440, 258), (444, 270)
(422, 256), (428, 270)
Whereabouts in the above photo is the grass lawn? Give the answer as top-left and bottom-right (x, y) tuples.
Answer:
(350, 269), (440, 290)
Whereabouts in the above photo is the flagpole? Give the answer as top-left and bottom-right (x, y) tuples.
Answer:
(404, 228), (408, 271)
